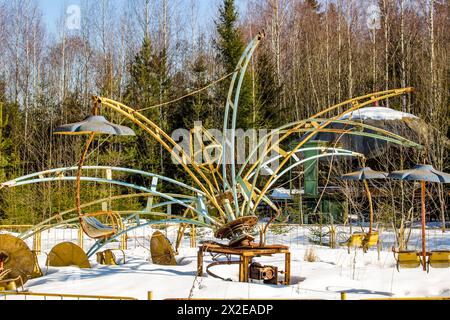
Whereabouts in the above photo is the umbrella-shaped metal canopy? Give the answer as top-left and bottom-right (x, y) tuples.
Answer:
(312, 107), (423, 158)
(54, 110), (136, 237)
(388, 165), (450, 183)
(341, 167), (388, 181)
(341, 167), (388, 234)
(54, 115), (135, 136)
(388, 164), (450, 271)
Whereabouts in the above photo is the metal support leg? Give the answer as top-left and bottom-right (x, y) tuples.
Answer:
(242, 256), (250, 282)
(285, 252), (291, 285)
(197, 248), (203, 277)
(78, 226), (84, 250)
(239, 256), (244, 282)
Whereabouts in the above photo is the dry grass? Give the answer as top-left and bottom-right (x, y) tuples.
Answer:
(304, 247), (319, 262)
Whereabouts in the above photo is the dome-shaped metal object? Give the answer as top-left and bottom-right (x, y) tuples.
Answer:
(150, 231), (177, 266)
(46, 242), (91, 268)
(388, 164), (450, 183)
(0, 234), (38, 287)
(54, 115), (135, 136)
(341, 167), (388, 181)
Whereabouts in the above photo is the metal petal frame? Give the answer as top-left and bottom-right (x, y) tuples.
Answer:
(0, 32), (427, 252)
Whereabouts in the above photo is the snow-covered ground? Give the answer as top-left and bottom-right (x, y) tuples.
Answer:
(2, 224), (450, 300)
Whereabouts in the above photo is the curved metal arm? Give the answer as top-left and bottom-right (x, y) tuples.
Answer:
(93, 97), (227, 220)
(241, 150), (364, 213)
(4, 176), (219, 226)
(221, 31), (265, 218)
(242, 89), (421, 210)
(86, 218), (211, 257)
(2, 166), (205, 196)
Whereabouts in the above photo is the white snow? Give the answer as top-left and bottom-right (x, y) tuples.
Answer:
(2, 225), (449, 300)
(340, 107), (418, 121)
(270, 188), (303, 200)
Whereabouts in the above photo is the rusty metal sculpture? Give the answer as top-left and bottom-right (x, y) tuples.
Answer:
(0, 32), (423, 268)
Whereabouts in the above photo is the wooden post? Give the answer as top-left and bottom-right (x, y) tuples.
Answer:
(120, 234), (127, 250)
(242, 255), (250, 282)
(341, 292), (347, 300)
(285, 252), (291, 285)
(239, 256), (245, 282)
(78, 226), (84, 250)
(197, 248), (203, 277)
(190, 225), (196, 248)
(330, 226), (336, 249)
(33, 231), (41, 252)
(377, 228), (382, 261)
(147, 291), (153, 300)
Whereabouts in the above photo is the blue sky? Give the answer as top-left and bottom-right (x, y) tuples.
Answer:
(37, 0), (247, 35)
(37, 0), (77, 31)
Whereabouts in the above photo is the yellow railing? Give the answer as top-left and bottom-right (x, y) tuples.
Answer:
(1, 224), (99, 253)
(0, 225), (33, 230)
(1, 290), (448, 301)
(166, 296), (450, 301)
(0, 291), (137, 300)
(365, 297), (450, 301)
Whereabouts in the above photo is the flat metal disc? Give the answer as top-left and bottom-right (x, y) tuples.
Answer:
(214, 216), (258, 239)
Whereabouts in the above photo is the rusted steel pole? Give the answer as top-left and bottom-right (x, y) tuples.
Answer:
(421, 180), (427, 271)
(363, 179), (374, 234)
(76, 133), (96, 223)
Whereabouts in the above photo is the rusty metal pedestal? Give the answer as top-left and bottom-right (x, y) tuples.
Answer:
(197, 243), (291, 285)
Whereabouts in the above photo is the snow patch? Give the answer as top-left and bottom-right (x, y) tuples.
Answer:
(3, 226), (449, 300)
(341, 107), (418, 121)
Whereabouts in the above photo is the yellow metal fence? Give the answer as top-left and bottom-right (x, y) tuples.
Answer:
(2, 223), (449, 255)
(0, 291), (138, 300)
(2, 291), (449, 301)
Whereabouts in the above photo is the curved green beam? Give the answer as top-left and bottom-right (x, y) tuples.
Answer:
(17, 210), (209, 258)
(3, 175), (219, 226)
(262, 151), (363, 195)
(307, 118), (422, 148)
(245, 90), (422, 211)
(228, 33), (265, 217)
(17, 193), (197, 240)
(237, 119), (423, 216)
(241, 150), (364, 215)
(20, 210), (207, 241)
(1, 166), (205, 196)
(86, 218), (210, 257)
(238, 118), (423, 182)
(222, 32), (265, 218)
(245, 147), (359, 180)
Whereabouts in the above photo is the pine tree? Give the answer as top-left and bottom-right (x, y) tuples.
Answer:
(0, 82), (17, 182)
(254, 50), (282, 128)
(215, 0), (253, 129)
(124, 37), (167, 175)
(127, 37), (161, 111)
